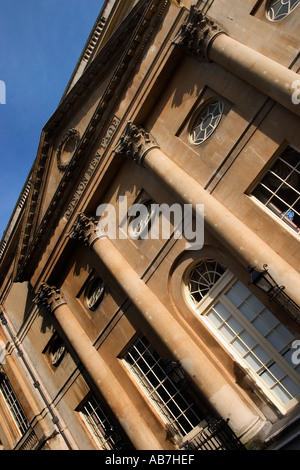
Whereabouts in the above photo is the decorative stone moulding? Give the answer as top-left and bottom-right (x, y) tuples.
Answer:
(114, 122), (159, 165)
(85, 277), (105, 311)
(49, 336), (66, 367)
(56, 129), (81, 172)
(68, 212), (101, 248)
(34, 283), (67, 314)
(173, 5), (226, 60)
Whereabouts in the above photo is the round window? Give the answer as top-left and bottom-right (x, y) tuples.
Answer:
(266, 0), (300, 22)
(56, 129), (80, 171)
(186, 259), (227, 306)
(85, 277), (105, 311)
(190, 100), (224, 145)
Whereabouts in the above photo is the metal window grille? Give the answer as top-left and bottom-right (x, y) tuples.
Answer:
(123, 335), (204, 437)
(79, 394), (127, 450)
(181, 418), (245, 451)
(0, 375), (29, 435)
(252, 146), (300, 233)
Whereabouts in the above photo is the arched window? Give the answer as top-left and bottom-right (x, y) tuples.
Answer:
(187, 259), (227, 306)
(185, 259), (300, 411)
(266, 0), (300, 22)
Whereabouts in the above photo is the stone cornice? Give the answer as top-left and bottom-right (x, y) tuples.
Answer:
(114, 122), (160, 165)
(34, 283), (67, 314)
(173, 5), (226, 60)
(15, 0), (169, 282)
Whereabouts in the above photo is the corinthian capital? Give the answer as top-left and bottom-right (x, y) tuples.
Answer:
(34, 283), (67, 314)
(173, 6), (226, 60)
(68, 213), (101, 247)
(114, 122), (159, 165)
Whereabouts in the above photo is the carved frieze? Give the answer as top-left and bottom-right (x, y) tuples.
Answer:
(173, 6), (226, 60)
(34, 283), (67, 314)
(114, 122), (159, 165)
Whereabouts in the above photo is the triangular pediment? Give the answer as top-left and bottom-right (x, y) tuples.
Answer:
(15, 0), (164, 281)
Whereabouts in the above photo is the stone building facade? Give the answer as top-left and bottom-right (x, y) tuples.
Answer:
(1, 0), (300, 450)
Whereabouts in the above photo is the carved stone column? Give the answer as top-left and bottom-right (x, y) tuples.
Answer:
(116, 123), (300, 308)
(69, 214), (266, 443)
(34, 283), (163, 450)
(114, 121), (159, 165)
(174, 6), (300, 118)
(34, 283), (67, 313)
(68, 212), (100, 248)
(173, 5), (226, 60)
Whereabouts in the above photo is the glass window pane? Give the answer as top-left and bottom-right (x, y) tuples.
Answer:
(276, 324), (294, 344)
(231, 281), (250, 299)
(267, 0), (300, 22)
(214, 303), (231, 321)
(253, 345), (271, 365)
(240, 330), (256, 350)
(281, 376), (300, 398)
(225, 289), (242, 307)
(247, 295), (264, 313)
(259, 309), (279, 329)
(219, 323), (236, 342)
(227, 316), (243, 335)
(269, 362), (285, 381)
(239, 302), (257, 322)
(245, 352), (263, 372)
(272, 384), (292, 404)
(252, 317), (270, 336)
(267, 331), (286, 352)
(191, 101), (224, 145)
(260, 369), (276, 388)
(232, 337), (249, 357)
(251, 146), (300, 229)
(206, 310), (223, 328)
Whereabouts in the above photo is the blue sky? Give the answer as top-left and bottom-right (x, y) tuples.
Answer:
(0, 0), (103, 238)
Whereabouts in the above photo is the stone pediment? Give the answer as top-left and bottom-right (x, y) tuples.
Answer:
(14, 0), (169, 282)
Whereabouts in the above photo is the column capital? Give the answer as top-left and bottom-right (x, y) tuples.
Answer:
(34, 283), (67, 314)
(68, 213), (101, 247)
(114, 122), (159, 165)
(173, 6), (226, 60)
